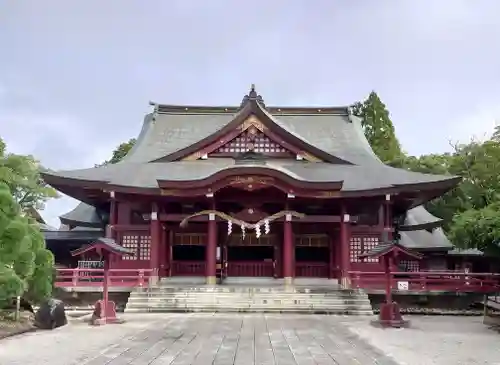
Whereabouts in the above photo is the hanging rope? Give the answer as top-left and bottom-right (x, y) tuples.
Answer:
(179, 209), (305, 229)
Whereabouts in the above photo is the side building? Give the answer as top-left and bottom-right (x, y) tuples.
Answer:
(42, 86), (463, 287)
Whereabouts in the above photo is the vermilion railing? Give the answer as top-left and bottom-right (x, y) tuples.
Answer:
(295, 262), (329, 278)
(349, 271), (500, 293)
(171, 261), (206, 276)
(55, 268), (153, 288)
(227, 261), (274, 277)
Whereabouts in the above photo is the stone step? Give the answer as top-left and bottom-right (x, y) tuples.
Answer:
(127, 300), (371, 309)
(129, 291), (366, 298)
(127, 294), (370, 302)
(128, 295), (368, 300)
(124, 307), (373, 315)
(126, 300), (372, 307)
(138, 287), (358, 295)
(125, 284), (373, 315)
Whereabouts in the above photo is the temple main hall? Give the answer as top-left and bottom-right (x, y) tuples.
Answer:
(42, 86), (465, 288)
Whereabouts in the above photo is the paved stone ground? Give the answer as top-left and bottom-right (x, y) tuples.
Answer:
(343, 315), (500, 365)
(0, 313), (396, 365)
(1, 313), (499, 365)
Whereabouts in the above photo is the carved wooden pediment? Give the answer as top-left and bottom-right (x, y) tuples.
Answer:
(227, 175), (275, 191)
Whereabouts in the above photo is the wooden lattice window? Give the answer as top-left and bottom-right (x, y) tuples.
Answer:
(121, 235), (151, 260)
(295, 234), (329, 247)
(399, 260), (420, 272)
(212, 127), (293, 156)
(139, 236), (151, 260)
(350, 236), (379, 263)
(228, 234), (275, 246)
(350, 237), (362, 263)
(174, 233), (207, 246)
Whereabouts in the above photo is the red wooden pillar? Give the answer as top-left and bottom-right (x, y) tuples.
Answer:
(339, 203), (351, 288)
(283, 214), (294, 285)
(206, 212), (217, 285)
(150, 202), (161, 284)
(384, 194), (393, 240)
(107, 191), (118, 266)
(107, 191), (117, 239)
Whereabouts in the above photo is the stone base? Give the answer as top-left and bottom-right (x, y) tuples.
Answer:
(340, 277), (351, 289)
(149, 275), (159, 286)
(91, 316), (126, 326)
(371, 302), (410, 328)
(206, 276), (217, 285)
(283, 277), (294, 287)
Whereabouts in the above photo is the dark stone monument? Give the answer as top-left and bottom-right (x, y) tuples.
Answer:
(35, 298), (67, 329)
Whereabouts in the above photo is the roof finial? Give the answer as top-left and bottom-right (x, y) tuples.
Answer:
(240, 83), (265, 108)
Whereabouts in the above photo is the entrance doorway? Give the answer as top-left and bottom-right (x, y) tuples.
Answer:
(225, 234), (276, 277)
(171, 233), (206, 276)
(295, 234), (330, 278)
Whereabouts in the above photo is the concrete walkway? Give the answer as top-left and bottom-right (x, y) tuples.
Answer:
(0, 313), (498, 364)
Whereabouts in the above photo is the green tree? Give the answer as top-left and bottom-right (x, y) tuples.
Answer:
(0, 137), (59, 211)
(352, 91), (404, 164)
(448, 202), (500, 253)
(0, 181), (54, 307)
(99, 138), (136, 166)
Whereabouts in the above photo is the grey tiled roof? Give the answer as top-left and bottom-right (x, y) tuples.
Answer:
(400, 206), (443, 231)
(46, 158), (454, 191)
(60, 202), (102, 227)
(121, 106), (382, 166)
(122, 112), (235, 163)
(399, 227), (453, 250)
(44, 102), (459, 191)
(448, 248), (484, 256)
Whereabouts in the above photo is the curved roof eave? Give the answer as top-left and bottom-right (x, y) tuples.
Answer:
(59, 202), (103, 228)
(399, 205), (444, 231)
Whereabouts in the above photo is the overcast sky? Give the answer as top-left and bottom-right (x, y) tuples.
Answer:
(1, 0), (499, 227)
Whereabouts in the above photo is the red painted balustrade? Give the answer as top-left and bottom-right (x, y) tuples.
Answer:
(227, 261), (274, 277)
(171, 261), (206, 276)
(295, 262), (329, 278)
(349, 271), (500, 293)
(55, 268), (153, 288)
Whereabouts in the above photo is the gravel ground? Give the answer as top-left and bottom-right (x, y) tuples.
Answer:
(343, 315), (500, 365)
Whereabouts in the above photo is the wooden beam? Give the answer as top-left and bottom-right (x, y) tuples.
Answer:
(158, 213), (359, 223)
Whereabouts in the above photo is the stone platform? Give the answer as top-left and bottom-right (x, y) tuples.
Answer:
(125, 277), (373, 315)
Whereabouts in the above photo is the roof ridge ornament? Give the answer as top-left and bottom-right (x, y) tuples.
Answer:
(240, 84), (266, 108)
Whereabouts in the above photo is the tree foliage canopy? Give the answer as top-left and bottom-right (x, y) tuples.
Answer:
(352, 91), (404, 164)
(0, 137), (58, 211)
(99, 138), (136, 166)
(0, 181), (54, 307)
(0, 137), (56, 307)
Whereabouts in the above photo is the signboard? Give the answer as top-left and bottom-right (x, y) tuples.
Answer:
(397, 281), (409, 291)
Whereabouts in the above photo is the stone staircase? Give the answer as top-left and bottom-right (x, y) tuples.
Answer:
(125, 277), (373, 315)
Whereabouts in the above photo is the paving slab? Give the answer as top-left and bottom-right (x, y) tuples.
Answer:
(7, 312), (494, 365)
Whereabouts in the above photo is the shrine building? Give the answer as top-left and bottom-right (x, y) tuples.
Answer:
(42, 86), (464, 288)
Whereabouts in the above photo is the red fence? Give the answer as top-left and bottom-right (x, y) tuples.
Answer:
(349, 271), (500, 293)
(295, 262), (329, 278)
(227, 261), (274, 277)
(54, 267), (500, 293)
(55, 268), (153, 288)
(171, 261), (205, 276)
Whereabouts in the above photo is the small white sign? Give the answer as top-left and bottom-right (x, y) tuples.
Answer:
(397, 281), (409, 291)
